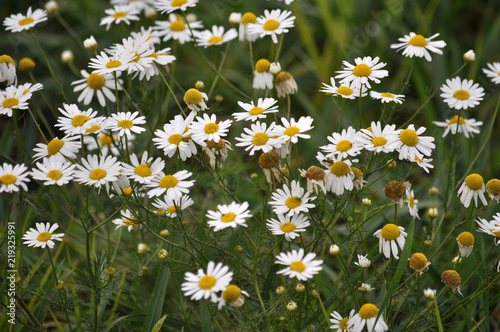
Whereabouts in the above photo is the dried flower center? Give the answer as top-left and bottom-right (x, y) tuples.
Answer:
(352, 64), (372, 77)
(252, 132), (269, 146)
(122, 187), (132, 195)
(384, 180), (405, 199)
(222, 285), (241, 302)
(47, 139), (64, 155)
(400, 129), (418, 146)
(2, 98), (19, 109)
(37, 232), (52, 242)
(290, 261), (306, 272)
(408, 34), (428, 47)
(118, 119), (134, 129)
(87, 73), (106, 90)
(285, 197), (301, 209)
(184, 88), (203, 105)
(112, 11), (127, 19)
(465, 173), (483, 191)
(135, 164), (151, 177)
(199, 275), (216, 289)
(204, 123), (219, 134)
(258, 152), (279, 168)
(339, 318), (350, 330)
(457, 232), (474, 247)
(409, 253), (428, 270)
(241, 12), (257, 24)
(263, 19), (280, 31)
(90, 168), (107, 180)
(352, 167), (363, 180)
(336, 140), (352, 152)
(0, 174), (17, 185)
(172, 0), (187, 7)
(381, 92), (395, 98)
(306, 166), (325, 181)
(381, 223), (401, 241)
(280, 223), (296, 233)
(330, 161), (350, 177)
(19, 17), (35, 26)
(255, 59), (271, 73)
(72, 115), (91, 128)
(100, 134), (113, 146)
(372, 136), (387, 147)
(221, 212), (236, 223)
(208, 36), (224, 45)
(447, 115), (466, 125)
(337, 86), (353, 96)
(169, 20), (186, 31)
(167, 206), (176, 214)
(453, 89), (470, 101)
(106, 60), (122, 69)
(486, 179), (500, 194)
(160, 175), (178, 188)
(358, 303), (379, 319)
(47, 170), (63, 181)
(275, 71), (292, 84)
(284, 126), (300, 137)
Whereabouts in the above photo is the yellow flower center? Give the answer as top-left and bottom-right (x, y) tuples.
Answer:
(255, 59), (271, 73)
(263, 19), (280, 31)
(129, 52), (141, 63)
(252, 132), (269, 146)
(465, 173), (483, 191)
(352, 167), (363, 180)
(409, 195), (415, 208)
(19, 17), (35, 26)
(358, 303), (379, 319)
(90, 168), (107, 180)
(125, 217), (138, 227)
(372, 136), (387, 147)
(171, 0), (187, 7)
(0, 174), (17, 185)
(47, 139), (64, 155)
(490, 228), (500, 238)
(168, 133), (183, 145)
(112, 12), (127, 19)
(117, 119), (134, 129)
(409, 253), (428, 270)
(167, 206), (176, 214)
(222, 285), (241, 303)
(2, 98), (19, 109)
(106, 60), (122, 69)
(0, 55), (15, 64)
(122, 187), (132, 195)
(208, 36), (224, 45)
(453, 89), (470, 101)
(381, 223), (401, 241)
(408, 34), (428, 47)
(184, 88), (203, 105)
(336, 140), (352, 152)
(100, 134), (113, 146)
(330, 161), (350, 177)
(85, 125), (101, 133)
(289, 261), (306, 272)
(249, 107), (265, 115)
(241, 12), (257, 24)
(37, 232), (52, 242)
(221, 212), (236, 223)
(87, 73), (106, 90)
(280, 223), (296, 233)
(285, 196), (301, 210)
(134, 164), (151, 177)
(169, 19), (186, 31)
(457, 232), (474, 247)
(339, 318), (350, 330)
(441, 270), (461, 288)
(199, 275), (216, 289)
(400, 129), (418, 146)
(381, 92), (394, 98)
(72, 114), (91, 128)
(337, 86), (353, 96)
(448, 115), (466, 125)
(352, 64), (372, 77)
(159, 175), (178, 188)
(284, 126), (300, 137)
(149, 52), (158, 59)
(47, 170), (63, 181)
(204, 123), (219, 134)
(486, 179), (500, 195)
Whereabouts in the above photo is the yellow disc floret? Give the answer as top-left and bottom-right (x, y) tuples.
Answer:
(408, 34), (428, 47)
(255, 59), (271, 73)
(336, 140), (352, 152)
(409, 253), (428, 271)
(199, 275), (216, 290)
(0, 174), (17, 185)
(400, 129), (418, 146)
(263, 19), (280, 31)
(37, 232), (52, 242)
(252, 132), (269, 146)
(330, 161), (350, 177)
(134, 164), (151, 177)
(90, 168), (107, 181)
(290, 261), (306, 272)
(457, 231), (474, 247)
(280, 223), (296, 233)
(465, 174), (483, 191)
(381, 223), (401, 241)
(221, 212), (236, 223)
(183, 88), (203, 105)
(47, 170), (63, 181)
(47, 139), (64, 156)
(285, 197), (301, 209)
(222, 285), (242, 303)
(160, 175), (178, 188)
(453, 89), (470, 101)
(358, 303), (379, 319)
(337, 86), (353, 96)
(87, 73), (106, 90)
(352, 64), (372, 77)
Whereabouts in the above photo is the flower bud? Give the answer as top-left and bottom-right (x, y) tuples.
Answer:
(229, 12), (242, 25)
(56, 280), (64, 289)
(45, 0), (59, 13)
(295, 284), (306, 292)
(106, 267), (116, 275)
(160, 229), (170, 237)
(428, 208), (438, 218)
(144, 7), (157, 19)
(83, 36), (98, 51)
(286, 301), (298, 312)
(463, 50), (475, 63)
(158, 249), (169, 260)
(276, 286), (285, 295)
(61, 50), (74, 64)
(137, 243), (147, 254)
(18, 57), (35, 72)
(362, 198), (372, 206)
(270, 62), (281, 75)
(194, 80), (205, 90)
(329, 244), (340, 256)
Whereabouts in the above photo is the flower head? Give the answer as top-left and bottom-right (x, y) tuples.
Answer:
(390, 32), (446, 61)
(181, 261), (233, 302)
(374, 223), (408, 259)
(206, 202), (252, 232)
(456, 231), (474, 258)
(275, 248), (323, 281)
(335, 56), (389, 90)
(0, 163), (30, 193)
(267, 213), (310, 241)
(248, 9), (295, 44)
(440, 77), (485, 110)
(22, 222), (64, 249)
(269, 180), (316, 216)
(457, 173), (487, 208)
(349, 303), (388, 332)
(4, 7), (47, 33)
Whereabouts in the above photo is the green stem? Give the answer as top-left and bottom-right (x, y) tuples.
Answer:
(47, 248), (73, 331)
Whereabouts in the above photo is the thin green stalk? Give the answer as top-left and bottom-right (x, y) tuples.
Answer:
(47, 248), (73, 331)
(158, 68), (186, 116)
(27, 107), (48, 143)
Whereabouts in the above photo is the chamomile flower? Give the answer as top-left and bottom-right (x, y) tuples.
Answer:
(154, 14), (203, 44)
(482, 62), (500, 84)
(370, 91), (405, 104)
(136, 47), (176, 81)
(269, 180), (316, 216)
(235, 121), (285, 156)
(440, 77), (485, 110)
(121, 151), (165, 184)
(108, 111), (147, 137)
(248, 9), (295, 44)
(239, 12), (258, 42)
(330, 309), (355, 331)
(0, 85), (31, 117)
(181, 261), (233, 302)
(22, 222), (64, 249)
(476, 213), (500, 245)
(325, 158), (355, 195)
(194, 26), (238, 47)
(356, 121), (398, 154)
(17, 82), (43, 97)
(155, 0), (199, 14)
(206, 201), (252, 232)
(275, 71), (298, 98)
(74, 155), (122, 189)
(189, 113), (232, 144)
(486, 179), (500, 202)
(456, 232), (474, 258)
(409, 253), (430, 274)
(88, 51), (134, 75)
(0, 55), (16, 86)
(233, 97), (279, 122)
(299, 166), (327, 194)
(0, 163), (30, 193)
(373, 223), (408, 259)
(441, 270), (462, 295)
(276, 116), (314, 144)
(55, 104), (100, 136)
(275, 248), (323, 281)
(406, 189), (419, 219)
(349, 303), (388, 332)
(84, 132), (130, 157)
(183, 88), (208, 112)
(3, 7), (47, 33)
(112, 209), (141, 232)
(100, 5), (140, 31)
(358, 283), (375, 293)
(216, 285), (249, 309)
(457, 173), (488, 208)
(319, 77), (364, 99)
(390, 32), (446, 62)
(432, 115), (482, 138)
(32, 136), (80, 161)
(335, 56), (389, 90)
(72, 70), (121, 107)
(153, 112), (198, 160)
(320, 127), (363, 159)
(411, 155), (434, 173)
(146, 170), (194, 199)
(152, 194), (194, 218)
(267, 213), (310, 241)
(112, 35), (156, 75)
(31, 156), (75, 186)
(388, 124), (435, 160)
(354, 254), (371, 268)
(111, 174), (133, 196)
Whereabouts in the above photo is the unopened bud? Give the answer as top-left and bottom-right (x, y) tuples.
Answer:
(270, 62), (281, 75)
(61, 50), (74, 64)
(276, 286), (285, 295)
(195, 80), (205, 89)
(160, 229), (170, 237)
(329, 244), (340, 256)
(463, 50), (475, 63)
(295, 284), (305, 292)
(229, 12), (242, 25)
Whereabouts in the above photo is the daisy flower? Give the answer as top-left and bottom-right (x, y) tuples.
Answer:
(114, 35), (156, 75)
(135, 47), (177, 81)
(299, 166), (327, 194)
(457, 173), (488, 208)
(482, 62), (500, 84)
(194, 26), (238, 48)
(319, 77), (365, 99)
(358, 283), (375, 293)
(216, 284), (249, 309)
(88, 51), (134, 76)
(152, 194), (194, 218)
(320, 127), (363, 159)
(390, 32), (446, 62)
(354, 254), (371, 268)
(108, 111), (147, 137)
(189, 113), (232, 144)
(370, 91), (405, 104)
(32, 136), (80, 161)
(112, 209), (141, 232)
(85, 132), (130, 157)
(73, 155), (122, 189)
(111, 173), (133, 196)
(374, 223), (407, 259)
(411, 155), (434, 173)
(146, 170), (195, 199)
(55, 104), (99, 136)
(267, 213), (310, 241)
(0, 85), (31, 117)
(154, 14), (203, 44)
(248, 9), (295, 44)
(3, 7), (47, 33)
(183, 88), (208, 112)
(269, 180), (316, 216)
(486, 179), (500, 202)
(233, 97), (279, 122)
(276, 116), (314, 144)
(0, 163), (30, 193)
(31, 156), (75, 186)
(0, 54), (16, 86)
(440, 77), (485, 110)
(17, 82), (43, 97)
(456, 232), (474, 258)
(349, 303), (389, 332)
(235, 121), (285, 156)
(275, 71), (298, 98)
(206, 201), (252, 232)
(406, 189), (419, 219)
(476, 213), (500, 245)
(155, 0), (199, 14)
(253, 58), (274, 90)
(181, 261), (233, 302)
(275, 248), (323, 281)
(239, 12), (258, 42)
(324, 158), (355, 195)
(335, 56), (389, 90)
(432, 115), (482, 138)
(409, 253), (430, 275)
(330, 309), (355, 331)
(121, 151), (165, 184)
(22, 222), (64, 249)
(100, 5), (140, 31)
(356, 121), (398, 154)
(72, 70), (121, 107)
(153, 112), (198, 160)
(388, 124), (435, 161)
